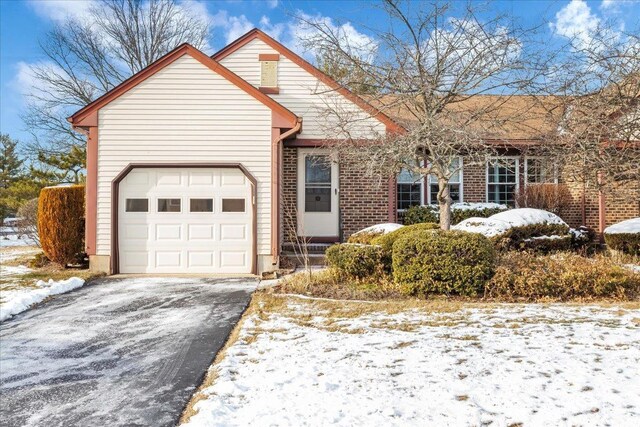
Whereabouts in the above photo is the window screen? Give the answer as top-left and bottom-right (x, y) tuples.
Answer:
(190, 199), (213, 212)
(125, 199), (148, 212)
(158, 198), (181, 212)
(222, 198), (245, 213)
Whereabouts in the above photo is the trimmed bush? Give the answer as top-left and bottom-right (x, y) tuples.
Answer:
(571, 226), (597, 253)
(38, 185), (85, 266)
(392, 230), (496, 297)
(486, 252), (640, 301)
(347, 231), (382, 244)
(403, 204), (507, 225)
(519, 235), (572, 252)
(371, 222), (439, 269)
(325, 243), (384, 278)
(605, 233), (640, 256)
(403, 205), (439, 225)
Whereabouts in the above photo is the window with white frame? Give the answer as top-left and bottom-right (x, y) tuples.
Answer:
(428, 157), (462, 204)
(397, 169), (423, 210)
(487, 158), (518, 206)
(525, 157), (557, 184)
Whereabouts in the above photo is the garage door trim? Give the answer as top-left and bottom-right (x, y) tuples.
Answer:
(111, 163), (258, 274)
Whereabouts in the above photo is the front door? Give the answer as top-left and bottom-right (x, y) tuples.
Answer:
(297, 149), (339, 238)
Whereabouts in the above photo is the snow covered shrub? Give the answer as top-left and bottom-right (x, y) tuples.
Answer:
(515, 184), (571, 216)
(347, 223), (403, 244)
(38, 185), (85, 266)
(371, 223), (439, 270)
(403, 203), (507, 226)
(570, 226), (597, 254)
(486, 252), (640, 301)
(455, 208), (571, 252)
(403, 205), (439, 225)
(392, 230), (496, 297)
(325, 243), (384, 278)
(604, 218), (640, 256)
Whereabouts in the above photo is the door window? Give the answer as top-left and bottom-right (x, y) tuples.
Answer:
(222, 198), (246, 213)
(125, 198), (148, 212)
(190, 199), (213, 212)
(304, 155), (332, 212)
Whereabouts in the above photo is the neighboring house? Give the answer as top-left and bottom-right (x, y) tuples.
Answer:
(69, 29), (639, 275)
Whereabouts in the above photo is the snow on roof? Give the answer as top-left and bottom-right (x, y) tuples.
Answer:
(353, 223), (404, 235)
(604, 217), (640, 235)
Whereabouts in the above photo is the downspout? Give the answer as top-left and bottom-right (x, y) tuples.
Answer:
(597, 171), (606, 240)
(272, 118), (302, 264)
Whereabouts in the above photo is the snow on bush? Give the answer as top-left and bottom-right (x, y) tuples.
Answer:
(604, 217), (640, 234)
(0, 277), (85, 322)
(453, 208), (567, 239)
(352, 223), (404, 235)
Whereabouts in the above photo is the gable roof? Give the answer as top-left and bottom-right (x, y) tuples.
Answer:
(68, 43), (299, 129)
(212, 28), (404, 134)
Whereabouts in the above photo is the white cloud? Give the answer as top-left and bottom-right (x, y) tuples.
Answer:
(287, 12), (378, 62)
(28, 0), (95, 22)
(260, 16), (284, 40)
(550, 0), (601, 47)
(209, 10), (254, 44)
(267, 0), (278, 9)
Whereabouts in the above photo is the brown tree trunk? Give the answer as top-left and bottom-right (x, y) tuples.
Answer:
(437, 177), (452, 230)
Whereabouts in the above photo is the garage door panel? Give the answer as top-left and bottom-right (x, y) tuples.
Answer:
(220, 251), (247, 268)
(123, 224), (149, 240)
(188, 251), (215, 267)
(155, 251), (182, 267)
(156, 224), (182, 240)
(220, 224), (247, 240)
(121, 251), (150, 268)
(119, 167), (253, 274)
(188, 224), (214, 240)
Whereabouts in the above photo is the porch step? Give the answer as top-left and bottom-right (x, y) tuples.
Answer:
(280, 253), (327, 267)
(281, 242), (334, 255)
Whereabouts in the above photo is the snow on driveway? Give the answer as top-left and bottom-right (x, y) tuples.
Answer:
(0, 277), (257, 427)
(186, 296), (640, 427)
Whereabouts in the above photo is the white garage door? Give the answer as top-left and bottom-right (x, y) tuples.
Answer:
(118, 167), (253, 274)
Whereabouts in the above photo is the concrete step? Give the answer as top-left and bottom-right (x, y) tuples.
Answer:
(280, 253), (326, 267)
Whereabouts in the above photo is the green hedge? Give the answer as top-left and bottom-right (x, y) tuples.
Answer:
(371, 223), (439, 270)
(518, 235), (572, 252)
(403, 204), (506, 226)
(347, 231), (383, 245)
(325, 243), (384, 278)
(495, 223), (571, 252)
(392, 230), (496, 297)
(605, 233), (640, 256)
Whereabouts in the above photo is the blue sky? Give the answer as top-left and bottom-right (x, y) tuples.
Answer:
(1, 0), (639, 143)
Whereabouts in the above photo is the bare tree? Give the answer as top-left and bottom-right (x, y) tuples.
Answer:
(296, 0), (550, 229)
(22, 0), (210, 156)
(541, 27), (640, 223)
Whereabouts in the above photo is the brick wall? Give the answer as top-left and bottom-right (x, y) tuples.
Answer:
(339, 159), (391, 240)
(282, 147), (639, 245)
(281, 147), (390, 244)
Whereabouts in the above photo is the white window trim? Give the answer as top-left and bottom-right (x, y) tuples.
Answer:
(524, 156), (559, 184)
(396, 172), (425, 211)
(486, 157), (520, 204)
(426, 157), (464, 205)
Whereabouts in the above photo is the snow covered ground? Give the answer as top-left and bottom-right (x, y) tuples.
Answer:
(0, 246), (85, 322)
(185, 296), (640, 426)
(1, 224), (38, 247)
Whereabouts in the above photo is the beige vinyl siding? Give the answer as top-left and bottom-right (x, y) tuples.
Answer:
(219, 38), (386, 139)
(96, 55), (272, 256)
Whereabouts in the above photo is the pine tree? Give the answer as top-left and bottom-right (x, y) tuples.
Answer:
(1, 134), (24, 190)
(31, 144), (86, 185)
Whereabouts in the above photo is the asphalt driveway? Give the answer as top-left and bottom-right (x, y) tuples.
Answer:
(0, 276), (257, 427)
